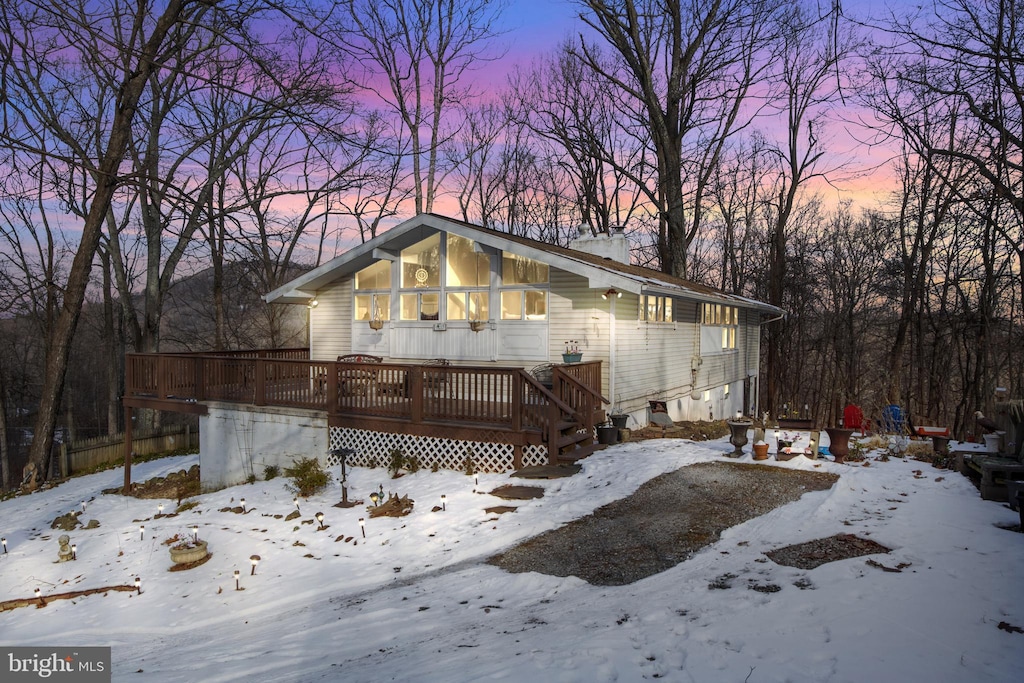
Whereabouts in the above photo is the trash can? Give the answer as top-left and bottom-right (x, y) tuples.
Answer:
(597, 424), (619, 445)
(610, 414), (628, 429)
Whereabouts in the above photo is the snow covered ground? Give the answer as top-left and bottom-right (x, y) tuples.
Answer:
(1, 436), (1022, 682)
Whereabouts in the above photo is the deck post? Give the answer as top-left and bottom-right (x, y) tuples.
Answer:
(194, 357), (205, 401)
(123, 405), (133, 494)
(410, 366), (424, 423)
(254, 358), (266, 406)
(326, 362), (339, 413)
(511, 372), (522, 432)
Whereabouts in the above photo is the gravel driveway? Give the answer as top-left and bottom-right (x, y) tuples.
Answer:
(488, 461), (838, 586)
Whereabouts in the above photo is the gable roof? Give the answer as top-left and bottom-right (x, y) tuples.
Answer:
(264, 213), (783, 314)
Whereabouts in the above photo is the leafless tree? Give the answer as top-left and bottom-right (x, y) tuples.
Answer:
(572, 0), (783, 276)
(329, 0), (506, 214)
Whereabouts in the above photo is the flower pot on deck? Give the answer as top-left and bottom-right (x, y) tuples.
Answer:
(562, 352), (582, 363)
(825, 427), (855, 464)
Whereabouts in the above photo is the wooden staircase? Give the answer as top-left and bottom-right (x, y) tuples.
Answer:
(540, 363), (609, 465)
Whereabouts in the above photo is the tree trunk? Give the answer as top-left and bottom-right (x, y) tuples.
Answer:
(26, 0), (202, 481)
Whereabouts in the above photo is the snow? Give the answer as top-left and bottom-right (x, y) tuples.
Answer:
(2, 437), (1023, 682)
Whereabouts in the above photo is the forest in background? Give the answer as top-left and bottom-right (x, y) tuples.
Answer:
(0, 0), (1021, 488)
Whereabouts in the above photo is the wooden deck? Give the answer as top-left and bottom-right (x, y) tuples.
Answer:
(123, 349), (606, 464)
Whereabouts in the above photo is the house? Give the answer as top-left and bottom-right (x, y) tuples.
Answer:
(122, 214), (782, 491)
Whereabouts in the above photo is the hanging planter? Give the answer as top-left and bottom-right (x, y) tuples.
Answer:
(368, 319), (384, 330)
(469, 320), (487, 332)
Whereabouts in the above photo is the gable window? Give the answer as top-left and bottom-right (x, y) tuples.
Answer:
(399, 234), (441, 320)
(640, 295), (673, 322)
(702, 303), (738, 351)
(354, 261), (391, 321)
(500, 253), (548, 320)
(446, 234), (490, 321)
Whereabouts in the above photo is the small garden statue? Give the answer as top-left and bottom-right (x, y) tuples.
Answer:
(57, 534), (73, 562)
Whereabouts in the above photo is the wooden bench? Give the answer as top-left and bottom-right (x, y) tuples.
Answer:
(958, 448), (1024, 501)
(336, 354), (383, 396)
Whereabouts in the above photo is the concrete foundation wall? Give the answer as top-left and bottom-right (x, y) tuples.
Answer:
(199, 402), (328, 491)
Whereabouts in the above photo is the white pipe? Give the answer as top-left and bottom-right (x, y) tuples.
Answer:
(608, 292), (616, 411)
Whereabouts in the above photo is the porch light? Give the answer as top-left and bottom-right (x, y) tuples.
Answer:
(234, 569), (241, 591)
(250, 554), (261, 575)
(441, 494), (447, 512)
(71, 544), (77, 560)
(308, 297), (319, 309)
(240, 498), (246, 514)
(359, 518), (366, 538)
(315, 511), (325, 530)
(135, 577), (141, 595)
(601, 288), (621, 300)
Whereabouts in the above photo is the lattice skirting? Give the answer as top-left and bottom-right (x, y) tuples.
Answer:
(327, 427), (548, 472)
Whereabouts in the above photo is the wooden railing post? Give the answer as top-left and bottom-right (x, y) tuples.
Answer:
(511, 371), (522, 432)
(254, 358), (266, 406)
(410, 366), (424, 423)
(156, 356), (167, 399)
(326, 362), (339, 414)
(194, 357), (205, 402)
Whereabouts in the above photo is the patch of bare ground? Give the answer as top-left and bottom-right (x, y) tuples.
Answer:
(631, 420), (732, 441)
(766, 534), (891, 570)
(488, 462), (838, 586)
(102, 465), (201, 501)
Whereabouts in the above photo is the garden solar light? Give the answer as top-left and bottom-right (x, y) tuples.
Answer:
(369, 491), (380, 506)
(250, 555), (261, 575)
(71, 544), (77, 560)
(234, 570), (240, 591)
(139, 525), (145, 541)
(192, 525), (199, 543)
(441, 494), (447, 512)
(135, 577), (141, 595)
(315, 512), (325, 530)
(293, 498), (300, 513)
(2, 538), (6, 553)
(240, 498), (247, 513)
(359, 518), (366, 538)
(158, 503), (164, 515)
(81, 501), (86, 513)
(35, 588), (45, 606)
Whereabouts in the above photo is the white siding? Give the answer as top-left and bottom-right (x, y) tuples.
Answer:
(309, 278), (353, 361)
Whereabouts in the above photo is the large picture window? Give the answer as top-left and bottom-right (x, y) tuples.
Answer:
(446, 234), (490, 321)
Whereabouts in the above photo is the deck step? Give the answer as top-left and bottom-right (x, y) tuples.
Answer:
(557, 442), (607, 463)
(555, 429), (593, 450)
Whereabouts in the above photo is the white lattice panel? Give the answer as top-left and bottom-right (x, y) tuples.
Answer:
(521, 444), (548, 468)
(328, 427), (520, 472)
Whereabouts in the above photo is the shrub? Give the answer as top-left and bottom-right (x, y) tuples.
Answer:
(284, 457), (332, 497)
(263, 464), (280, 480)
(463, 449), (476, 476)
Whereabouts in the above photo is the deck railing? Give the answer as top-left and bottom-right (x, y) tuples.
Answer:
(124, 352), (602, 438)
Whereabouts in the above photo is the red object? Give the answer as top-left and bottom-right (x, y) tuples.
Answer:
(915, 426), (950, 438)
(843, 405), (864, 431)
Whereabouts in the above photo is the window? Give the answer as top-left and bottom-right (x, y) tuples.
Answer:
(500, 253), (548, 320)
(640, 295), (673, 322)
(401, 234), (441, 288)
(354, 262), (391, 320)
(702, 303), (738, 351)
(500, 289), (547, 320)
(401, 292), (439, 320)
(446, 234), (490, 321)
(399, 235), (441, 320)
(447, 291), (489, 321)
